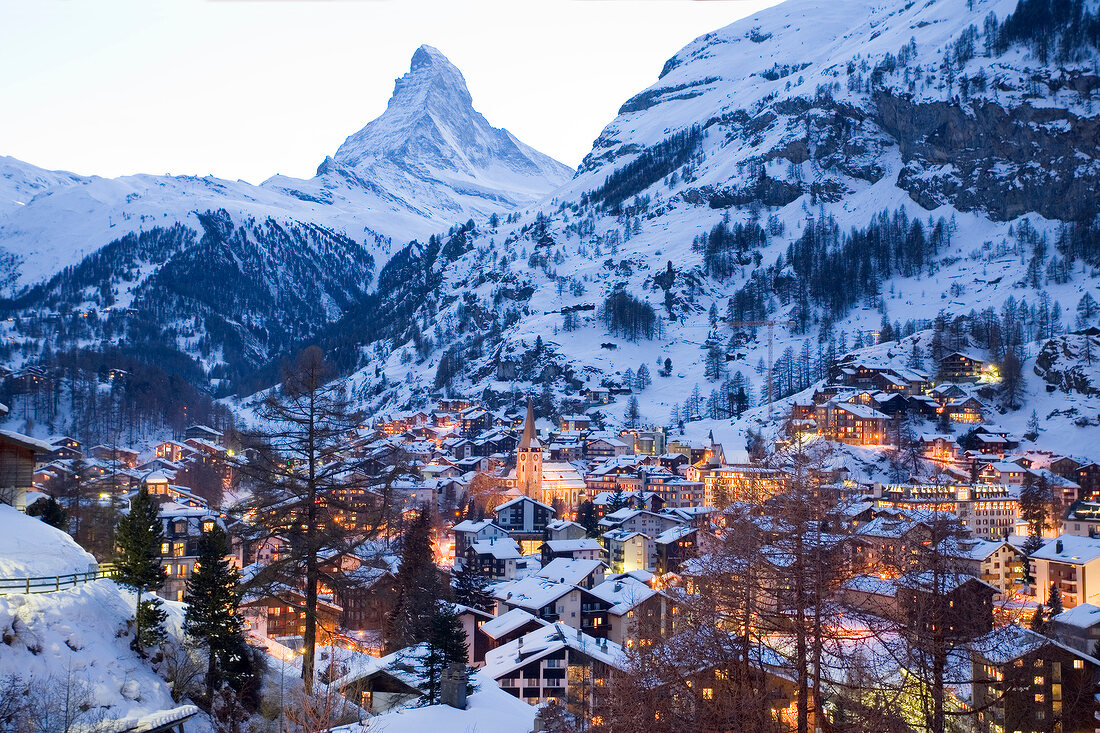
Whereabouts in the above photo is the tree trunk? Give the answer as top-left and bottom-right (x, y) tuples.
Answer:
(134, 587), (143, 655)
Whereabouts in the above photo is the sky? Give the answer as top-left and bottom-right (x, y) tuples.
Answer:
(0, 0), (780, 184)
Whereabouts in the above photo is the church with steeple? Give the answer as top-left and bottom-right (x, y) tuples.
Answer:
(502, 398), (585, 509)
(515, 398), (543, 499)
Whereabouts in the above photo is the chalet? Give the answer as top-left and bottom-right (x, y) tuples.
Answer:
(452, 518), (509, 555)
(452, 603), (494, 666)
(494, 496), (555, 536)
(331, 645), (427, 713)
(855, 517), (932, 571)
(1052, 603), (1100, 655)
(535, 558), (607, 589)
(918, 434), (959, 463)
(588, 574), (679, 647)
(335, 567), (399, 632)
(946, 396), (985, 424)
(240, 582), (343, 644)
(0, 430), (53, 509)
(585, 437), (630, 459)
(895, 571), (997, 641)
(459, 409), (491, 436)
(840, 574), (900, 620)
(482, 623), (626, 715)
(545, 519), (588, 542)
(938, 538), (1024, 596)
(1051, 455), (1083, 481)
(979, 461), (1026, 486)
(654, 524), (697, 574)
(464, 537), (525, 580)
(477, 609), (548, 663)
(1031, 535), (1100, 608)
(548, 440), (583, 462)
(153, 441), (195, 464)
(939, 351), (986, 382)
(1063, 501), (1100, 538)
(598, 508), (682, 537)
(1076, 463), (1100, 501)
(560, 414), (593, 432)
(970, 624), (1100, 733)
(89, 444), (140, 466)
(184, 425), (223, 444)
(540, 538), (604, 565)
(492, 576), (612, 636)
(603, 529), (654, 573)
(815, 401), (890, 445)
(158, 501), (221, 601)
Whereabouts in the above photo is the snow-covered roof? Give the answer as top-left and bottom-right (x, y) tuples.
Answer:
(482, 622), (626, 679)
(0, 429), (56, 453)
(588, 576), (657, 615)
(536, 558), (606, 585)
(655, 525), (697, 545)
(1032, 535), (1100, 565)
(971, 624), (1100, 667)
(1053, 603), (1100, 630)
(542, 538), (604, 553)
(479, 608), (545, 640)
(495, 495), (553, 512)
(492, 575), (573, 610)
(842, 574), (897, 598)
(452, 518), (503, 534)
(469, 538), (522, 560)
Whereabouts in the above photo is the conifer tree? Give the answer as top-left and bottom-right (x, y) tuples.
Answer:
(452, 562), (493, 612)
(624, 395), (641, 429)
(577, 500), (601, 538)
(386, 509), (447, 652)
(115, 486), (167, 656)
(1046, 583), (1064, 624)
(26, 496), (67, 530)
(186, 524), (252, 702)
(422, 602), (469, 704)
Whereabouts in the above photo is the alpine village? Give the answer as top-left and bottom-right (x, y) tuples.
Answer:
(4, 1), (1100, 732)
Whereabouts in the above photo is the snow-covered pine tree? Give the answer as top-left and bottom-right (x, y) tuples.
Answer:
(115, 485), (167, 656)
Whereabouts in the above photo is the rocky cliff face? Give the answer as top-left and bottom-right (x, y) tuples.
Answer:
(1035, 334), (1100, 396)
(875, 90), (1100, 222)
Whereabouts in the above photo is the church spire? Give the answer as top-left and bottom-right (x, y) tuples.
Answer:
(520, 396), (538, 449)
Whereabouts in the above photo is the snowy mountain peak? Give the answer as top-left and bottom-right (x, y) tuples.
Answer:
(331, 45), (572, 199)
(400, 44), (473, 107)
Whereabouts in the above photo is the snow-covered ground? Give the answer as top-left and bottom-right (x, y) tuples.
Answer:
(0, 504), (98, 578)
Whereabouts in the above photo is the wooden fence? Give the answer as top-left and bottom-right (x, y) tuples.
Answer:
(0, 563), (118, 595)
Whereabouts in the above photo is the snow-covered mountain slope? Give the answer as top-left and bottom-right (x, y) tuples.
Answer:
(319, 0), (1100, 445)
(0, 156), (85, 218)
(0, 46), (569, 293)
(0, 47), (571, 398)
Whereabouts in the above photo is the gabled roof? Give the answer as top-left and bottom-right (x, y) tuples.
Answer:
(481, 622), (626, 679)
(1032, 535), (1100, 565)
(493, 575), (574, 610)
(469, 538), (523, 560)
(542, 539), (604, 554)
(971, 624), (1100, 667)
(587, 576), (657, 615)
(453, 519), (505, 534)
(1054, 603), (1100, 630)
(536, 557), (607, 585)
(479, 608), (546, 640)
(495, 495), (553, 512)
